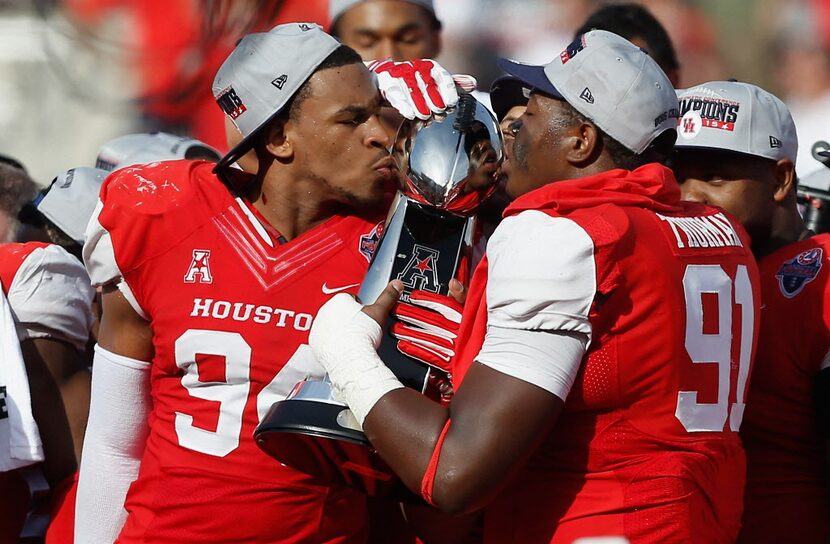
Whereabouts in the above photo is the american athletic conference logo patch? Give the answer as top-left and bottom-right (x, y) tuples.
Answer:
(397, 244), (440, 293)
(776, 247), (823, 298)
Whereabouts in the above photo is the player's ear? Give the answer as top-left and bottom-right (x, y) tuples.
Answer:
(566, 120), (601, 166)
(263, 117), (293, 160)
(772, 159), (796, 203)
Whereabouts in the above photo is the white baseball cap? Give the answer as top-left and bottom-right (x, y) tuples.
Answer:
(330, 0), (436, 26)
(675, 81), (797, 163)
(498, 29), (679, 154)
(212, 23), (341, 171)
(36, 167), (107, 245)
(96, 132), (220, 172)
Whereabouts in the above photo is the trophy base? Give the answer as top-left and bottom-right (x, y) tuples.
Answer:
(255, 381), (417, 500)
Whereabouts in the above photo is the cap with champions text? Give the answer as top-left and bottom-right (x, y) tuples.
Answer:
(497, 29), (679, 154)
(35, 167), (108, 245)
(329, 0), (436, 26)
(212, 23), (341, 172)
(675, 81), (797, 163)
(96, 132), (220, 172)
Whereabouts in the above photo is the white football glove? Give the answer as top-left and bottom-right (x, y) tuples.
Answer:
(368, 58), (468, 120)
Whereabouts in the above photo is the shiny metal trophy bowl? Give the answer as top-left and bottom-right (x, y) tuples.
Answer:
(255, 94), (503, 497)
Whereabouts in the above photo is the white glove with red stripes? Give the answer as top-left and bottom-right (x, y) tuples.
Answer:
(368, 59), (475, 120)
(391, 290), (463, 372)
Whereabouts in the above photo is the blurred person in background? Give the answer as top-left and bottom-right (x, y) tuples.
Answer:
(673, 80), (830, 544)
(0, 160), (38, 244)
(770, 0), (830, 178)
(0, 238), (94, 543)
(574, 2), (681, 86)
(64, 0), (329, 151)
(19, 168), (108, 262)
(329, 0), (441, 61)
(95, 132), (220, 172)
(489, 75), (528, 181)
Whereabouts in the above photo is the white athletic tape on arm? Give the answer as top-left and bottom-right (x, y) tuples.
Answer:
(309, 293), (404, 426)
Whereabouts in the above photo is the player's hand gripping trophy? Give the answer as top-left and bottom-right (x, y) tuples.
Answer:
(256, 93), (503, 498)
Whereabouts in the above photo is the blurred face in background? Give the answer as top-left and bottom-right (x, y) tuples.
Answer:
(333, 0), (441, 62)
(673, 148), (781, 243)
(499, 104), (527, 179)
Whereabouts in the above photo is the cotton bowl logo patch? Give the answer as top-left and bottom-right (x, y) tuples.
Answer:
(776, 247), (823, 298)
(359, 221), (384, 262)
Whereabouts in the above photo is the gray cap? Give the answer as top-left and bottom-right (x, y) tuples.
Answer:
(37, 167), (107, 245)
(675, 81), (797, 163)
(96, 132), (220, 172)
(330, 0), (435, 26)
(498, 30), (679, 154)
(212, 23), (340, 171)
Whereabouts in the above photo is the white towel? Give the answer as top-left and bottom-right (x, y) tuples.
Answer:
(0, 283), (43, 471)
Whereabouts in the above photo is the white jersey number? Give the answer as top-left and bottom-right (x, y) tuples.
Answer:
(675, 264), (754, 432)
(173, 330), (322, 457)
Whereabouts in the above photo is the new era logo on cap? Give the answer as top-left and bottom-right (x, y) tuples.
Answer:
(675, 81), (797, 163)
(271, 74), (288, 89)
(580, 87), (594, 104)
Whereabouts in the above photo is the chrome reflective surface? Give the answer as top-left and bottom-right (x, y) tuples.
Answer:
(399, 94), (504, 213)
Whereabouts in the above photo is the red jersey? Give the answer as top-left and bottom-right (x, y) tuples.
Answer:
(738, 234), (830, 543)
(85, 161), (386, 543)
(0, 243), (93, 544)
(452, 165), (760, 543)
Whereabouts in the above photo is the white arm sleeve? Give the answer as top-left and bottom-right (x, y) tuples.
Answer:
(7, 245), (94, 352)
(476, 211), (597, 396)
(477, 327), (587, 401)
(485, 211), (596, 337)
(75, 345), (151, 544)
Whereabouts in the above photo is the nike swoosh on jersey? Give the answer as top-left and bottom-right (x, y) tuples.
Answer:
(322, 282), (360, 294)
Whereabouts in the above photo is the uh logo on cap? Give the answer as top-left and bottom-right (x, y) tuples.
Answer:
(216, 87), (247, 120)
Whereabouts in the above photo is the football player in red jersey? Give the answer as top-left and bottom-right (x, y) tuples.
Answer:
(673, 81), (830, 544)
(74, 23), (459, 543)
(308, 31), (760, 543)
(0, 242), (94, 543)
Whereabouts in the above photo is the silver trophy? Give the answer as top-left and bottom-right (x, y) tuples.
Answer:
(255, 94), (503, 497)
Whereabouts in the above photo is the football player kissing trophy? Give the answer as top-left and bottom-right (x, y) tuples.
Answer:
(255, 94), (503, 497)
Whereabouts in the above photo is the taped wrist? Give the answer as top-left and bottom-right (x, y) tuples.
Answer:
(309, 293), (404, 426)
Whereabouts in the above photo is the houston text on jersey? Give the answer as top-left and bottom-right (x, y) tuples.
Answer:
(189, 298), (313, 331)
